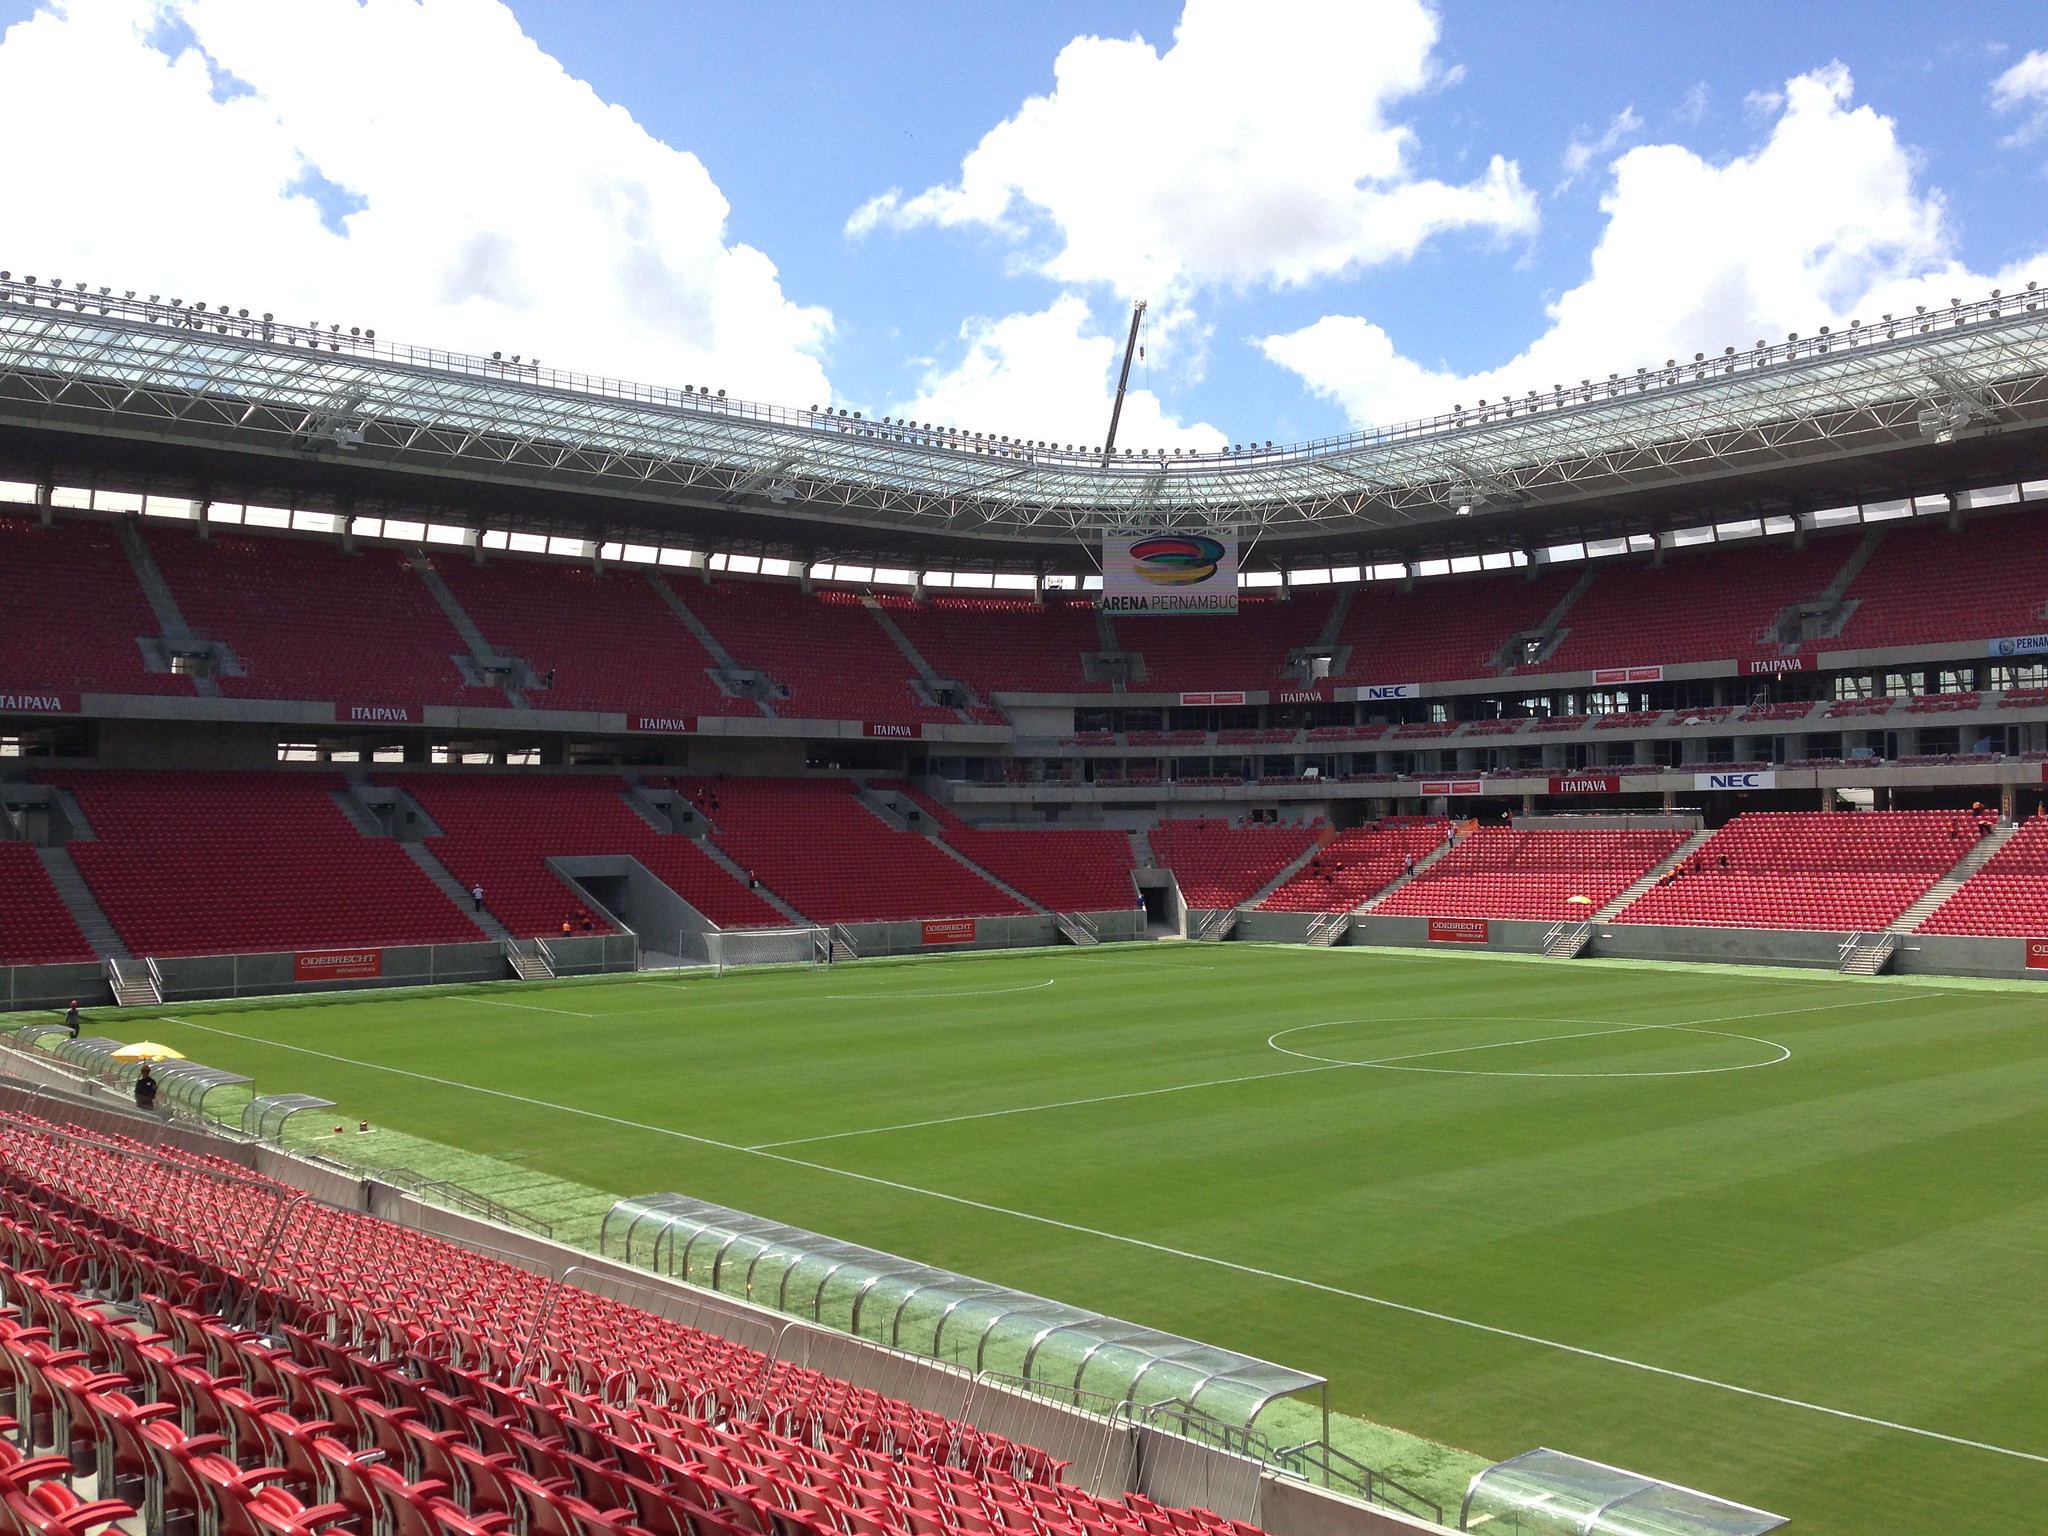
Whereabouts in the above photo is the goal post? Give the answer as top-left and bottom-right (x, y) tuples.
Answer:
(705, 926), (832, 976)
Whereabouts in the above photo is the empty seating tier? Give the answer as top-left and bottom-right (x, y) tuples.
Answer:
(44, 771), (481, 956)
(1119, 597), (1330, 696)
(146, 531), (495, 707)
(873, 781), (1136, 912)
(0, 843), (94, 965)
(1257, 820), (1451, 913)
(1613, 811), (1963, 931)
(885, 598), (1106, 696)
(1837, 516), (2048, 651)
(682, 777), (1028, 924)
(1330, 569), (1579, 685)
(1525, 538), (1848, 673)
(1148, 821), (1319, 908)
(0, 515), (192, 695)
(387, 775), (786, 938)
(681, 583), (953, 725)
(1373, 827), (1687, 921)
(1918, 815), (2048, 936)
(436, 559), (749, 718)
(0, 1109), (1262, 1536)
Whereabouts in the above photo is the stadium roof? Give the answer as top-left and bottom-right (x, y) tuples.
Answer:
(2, 273), (2046, 571)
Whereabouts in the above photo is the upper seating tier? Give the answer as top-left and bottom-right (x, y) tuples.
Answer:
(0, 515), (193, 695)
(436, 558), (751, 718)
(1918, 814), (2048, 936)
(146, 530), (494, 707)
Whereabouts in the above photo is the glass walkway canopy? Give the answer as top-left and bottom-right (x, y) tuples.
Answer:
(1460, 1449), (1787, 1535)
(601, 1193), (1323, 1432)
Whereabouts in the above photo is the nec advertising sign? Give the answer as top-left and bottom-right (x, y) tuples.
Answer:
(1102, 533), (1238, 614)
(1987, 634), (2048, 658)
(1695, 770), (1777, 791)
(1359, 683), (1420, 701)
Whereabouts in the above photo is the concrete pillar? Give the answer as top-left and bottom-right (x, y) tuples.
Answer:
(1822, 785), (1837, 811)
(2002, 782), (2016, 821)
(1662, 789), (1675, 811)
(1521, 792), (1536, 816)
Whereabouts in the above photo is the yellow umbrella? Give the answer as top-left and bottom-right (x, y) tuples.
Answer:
(110, 1042), (185, 1062)
(1565, 895), (1594, 906)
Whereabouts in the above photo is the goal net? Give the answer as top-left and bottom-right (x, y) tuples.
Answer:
(705, 926), (831, 976)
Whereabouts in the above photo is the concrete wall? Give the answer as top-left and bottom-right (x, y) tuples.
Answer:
(153, 941), (512, 1001)
(1, 961), (111, 1011)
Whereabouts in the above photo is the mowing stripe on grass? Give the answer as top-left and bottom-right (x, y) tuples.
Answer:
(468, 997), (601, 1018)
(156, 986), (2045, 1471)
(756, 994), (1884, 1150)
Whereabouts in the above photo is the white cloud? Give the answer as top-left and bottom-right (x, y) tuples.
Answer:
(1263, 65), (2048, 429)
(1993, 48), (2048, 145)
(889, 294), (1225, 452)
(1558, 107), (1642, 192)
(0, 0), (831, 403)
(847, 0), (1535, 302)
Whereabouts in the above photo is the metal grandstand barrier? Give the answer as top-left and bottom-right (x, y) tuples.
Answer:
(366, 1164), (555, 1238)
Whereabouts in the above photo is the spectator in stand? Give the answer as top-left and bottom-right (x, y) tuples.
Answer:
(1443, 824), (1456, 848)
(1949, 817), (1961, 842)
(133, 1066), (158, 1112)
(1403, 852), (1416, 875)
(747, 869), (760, 891)
(471, 881), (485, 912)
(560, 920), (573, 935)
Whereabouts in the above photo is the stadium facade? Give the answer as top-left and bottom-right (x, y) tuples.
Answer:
(5, 270), (2048, 1001)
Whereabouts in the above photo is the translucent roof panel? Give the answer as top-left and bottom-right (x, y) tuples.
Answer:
(601, 1192), (1320, 1429)
(1460, 1449), (1787, 1536)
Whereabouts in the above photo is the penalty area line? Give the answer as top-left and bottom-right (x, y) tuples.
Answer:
(156, 1010), (2046, 1470)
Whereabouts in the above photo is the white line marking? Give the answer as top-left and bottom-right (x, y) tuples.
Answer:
(757, 996), (1899, 1150)
(747, 1061), (1345, 1150)
(466, 997), (599, 1018)
(1268, 1020), (1791, 1079)
(816, 979), (1057, 1002)
(151, 989), (2038, 1467)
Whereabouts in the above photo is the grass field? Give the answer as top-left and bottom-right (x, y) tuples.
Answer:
(76, 944), (2048, 1534)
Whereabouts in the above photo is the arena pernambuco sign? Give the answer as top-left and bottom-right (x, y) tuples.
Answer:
(1102, 533), (1238, 614)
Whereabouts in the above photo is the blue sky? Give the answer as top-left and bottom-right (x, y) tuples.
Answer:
(1, 1), (2045, 452)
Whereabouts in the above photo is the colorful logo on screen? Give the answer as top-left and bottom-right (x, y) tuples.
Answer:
(1129, 535), (1226, 587)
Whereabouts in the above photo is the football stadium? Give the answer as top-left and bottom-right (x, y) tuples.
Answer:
(4, 94), (2048, 1536)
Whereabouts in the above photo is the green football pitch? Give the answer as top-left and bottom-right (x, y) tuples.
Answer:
(102, 944), (2048, 1535)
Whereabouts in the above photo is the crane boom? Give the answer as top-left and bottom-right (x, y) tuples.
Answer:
(1101, 299), (1146, 466)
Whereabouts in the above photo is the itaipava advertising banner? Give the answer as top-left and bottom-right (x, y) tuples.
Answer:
(1102, 533), (1238, 614)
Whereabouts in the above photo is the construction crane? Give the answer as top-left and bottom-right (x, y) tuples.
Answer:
(1100, 299), (1146, 467)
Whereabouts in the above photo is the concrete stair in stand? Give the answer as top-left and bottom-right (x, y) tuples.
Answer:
(399, 841), (515, 943)
(34, 846), (130, 962)
(1598, 828), (1716, 920)
(1888, 819), (2016, 933)
(1356, 837), (1459, 912)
